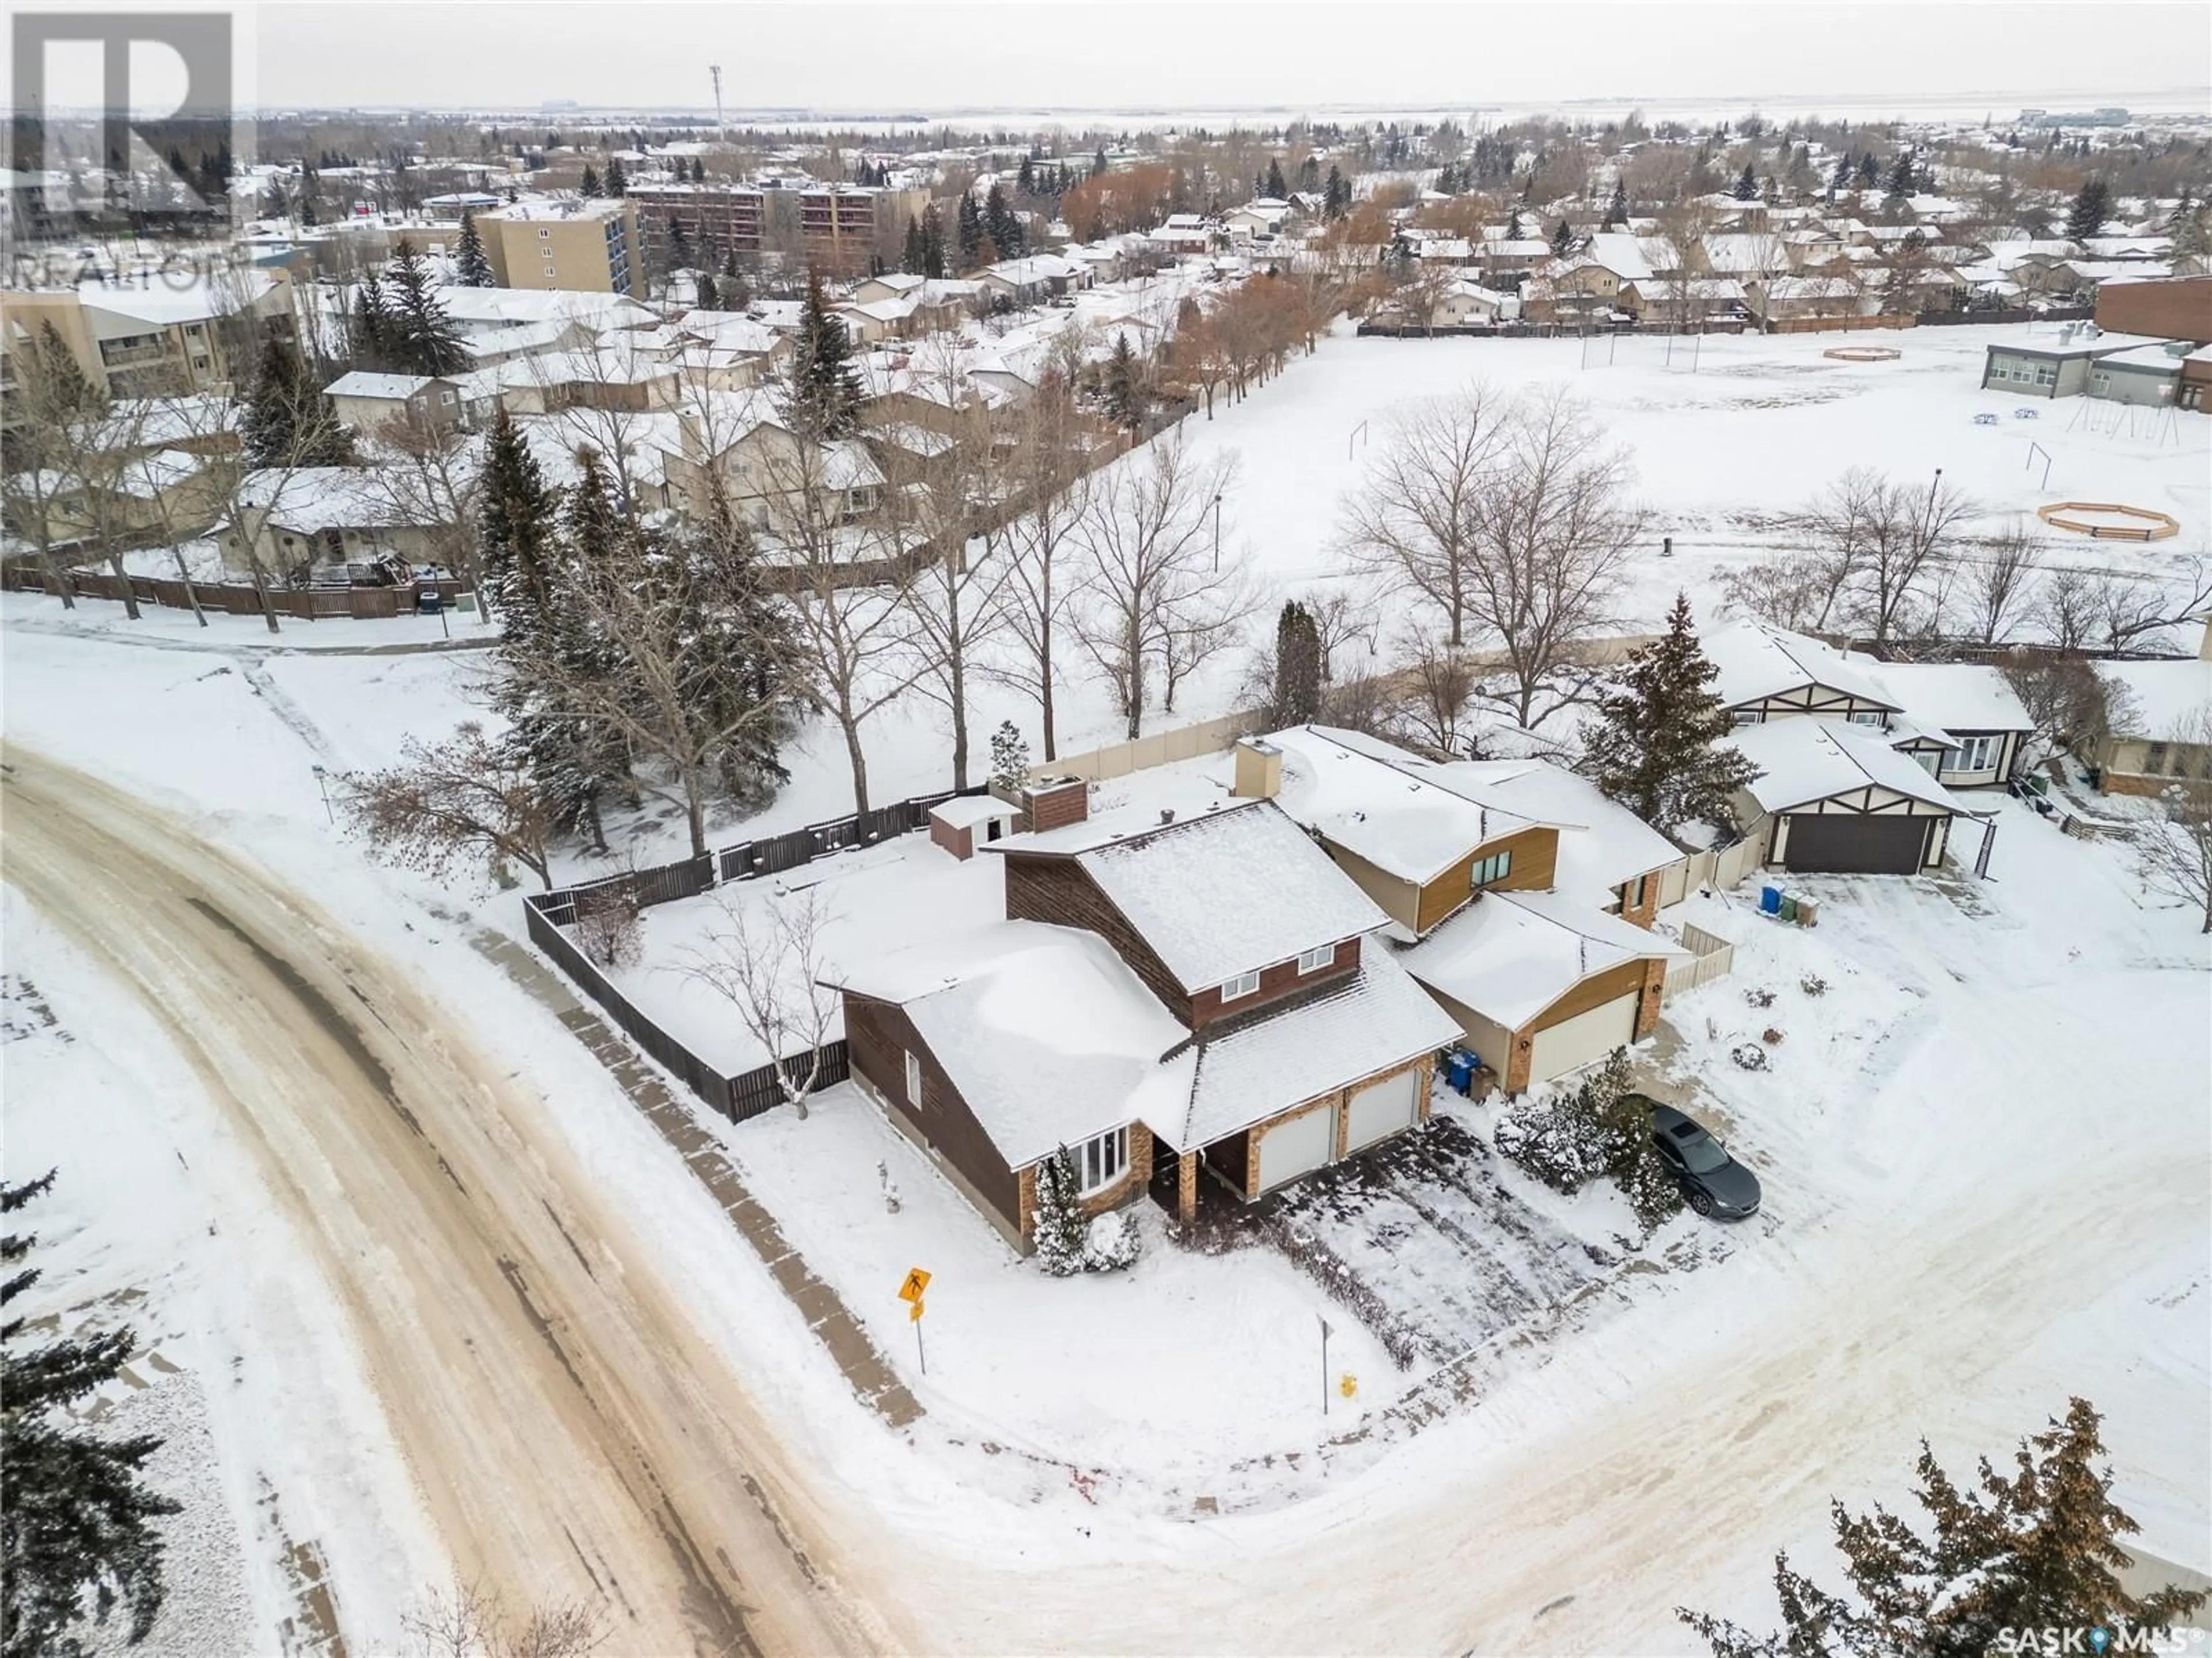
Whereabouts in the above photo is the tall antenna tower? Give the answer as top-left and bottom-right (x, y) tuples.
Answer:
(710, 65), (726, 143)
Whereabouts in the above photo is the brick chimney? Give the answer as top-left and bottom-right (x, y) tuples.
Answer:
(1232, 736), (1282, 799)
(1019, 776), (1088, 834)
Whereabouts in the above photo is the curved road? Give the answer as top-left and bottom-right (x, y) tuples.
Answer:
(3, 749), (897, 1658)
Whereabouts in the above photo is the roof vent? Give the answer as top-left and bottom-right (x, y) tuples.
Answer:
(1159, 808), (1176, 825)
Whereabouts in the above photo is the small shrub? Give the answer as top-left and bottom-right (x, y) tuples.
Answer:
(1745, 987), (1776, 1009)
(1730, 1043), (1768, 1071)
(1082, 1210), (1141, 1273)
(1494, 1050), (1645, 1197)
(1621, 1146), (1686, 1230)
(1800, 974), (1829, 997)
(573, 879), (642, 970)
(1762, 1026), (1785, 1046)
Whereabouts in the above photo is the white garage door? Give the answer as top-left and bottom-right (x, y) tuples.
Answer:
(1344, 1069), (1418, 1152)
(1527, 993), (1638, 1084)
(1255, 1103), (1337, 1193)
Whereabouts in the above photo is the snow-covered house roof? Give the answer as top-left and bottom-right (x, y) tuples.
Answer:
(1582, 232), (1660, 281)
(1002, 798), (1390, 994)
(1703, 622), (1900, 711)
(324, 370), (444, 400)
(833, 919), (1188, 1167)
(1266, 724), (1544, 884)
(1722, 719), (1969, 816)
(1433, 759), (1685, 901)
(1165, 939), (1458, 1151)
(1865, 661), (2033, 735)
(236, 467), (442, 533)
(1399, 889), (1686, 1032)
(2099, 660), (2212, 739)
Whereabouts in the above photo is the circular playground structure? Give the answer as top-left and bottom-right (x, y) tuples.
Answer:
(1822, 345), (1902, 362)
(2036, 501), (2182, 542)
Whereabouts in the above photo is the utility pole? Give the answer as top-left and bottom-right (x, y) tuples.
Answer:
(710, 65), (726, 144)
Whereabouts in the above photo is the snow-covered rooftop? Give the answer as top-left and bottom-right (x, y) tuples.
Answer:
(1266, 724), (1541, 884)
(1165, 939), (1459, 1151)
(325, 370), (443, 400)
(1442, 761), (1687, 901)
(1865, 661), (2033, 735)
(1400, 889), (1685, 1032)
(2100, 659), (2212, 739)
(1723, 718), (1971, 816)
(1004, 798), (1389, 993)
(1703, 622), (1899, 711)
(836, 920), (1187, 1168)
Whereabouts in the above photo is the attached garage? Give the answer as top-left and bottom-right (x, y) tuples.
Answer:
(1344, 1068), (1419, 1152)
(1255, 1101), (1337, 1193)
(1778, 810), (1933, 875)
(1527, 991), (1639, 1084)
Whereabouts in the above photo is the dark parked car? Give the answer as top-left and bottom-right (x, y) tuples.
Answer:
(1647, 1102), (1762, 1219)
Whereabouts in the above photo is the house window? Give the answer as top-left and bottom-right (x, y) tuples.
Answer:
(1219, 969), (1262, 1002)
(903, 1047), (923, 1105)
(1075, 1126), (1128, 1195)
(538, 226), (550, 238)
(2145, 743), (2169, 774)
(1955, 735), (1997, 772)
(1732, 709), (1762, 726)
(1471, 848), (1513, 888)
(1849, 710), (1882, 726)
(2035, 362), (2056, 386)
(1296, 944), (1335, 975)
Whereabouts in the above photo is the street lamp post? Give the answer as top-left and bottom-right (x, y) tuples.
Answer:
(311, 764), (334, 825)
(1212, 492), (1223, 571)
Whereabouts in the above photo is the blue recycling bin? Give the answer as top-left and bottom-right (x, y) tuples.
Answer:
(1446, 1050), (1476, 1095)
(415, 585), (444, 616)
(1760, 885), (1782, 915)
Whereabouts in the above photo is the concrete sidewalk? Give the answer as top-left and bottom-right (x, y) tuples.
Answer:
(473, 928), (922, 1429)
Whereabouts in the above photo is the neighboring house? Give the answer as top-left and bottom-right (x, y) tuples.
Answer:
(12, 448), (225, 552)
(2, 270), (296, 400)
(2089, 657), (2212, 797)
(324, 371), (465, 435)
(977, 254), (1090, 308)
(1705, 622), (1902, 726)
(1745, 275), (1866, 323)
(218, 466), (446, 577)
(1399, 890), (1685, 1093)
(836, 779), (1459, 1247)
(661, 398), (885, 530)
(1853, 663), (2035, 788)
(1722, 718), (1974, 875)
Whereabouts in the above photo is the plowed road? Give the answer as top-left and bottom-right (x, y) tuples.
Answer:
(4, 749), (895, 1658)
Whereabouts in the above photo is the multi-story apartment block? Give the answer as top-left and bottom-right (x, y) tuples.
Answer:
(626, 182), (766, 268)
(476, 199), (645, 298)
(1, 268), (296, 404)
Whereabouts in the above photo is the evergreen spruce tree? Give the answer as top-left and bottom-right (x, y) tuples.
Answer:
(919, 204), (947, 278)
(1604, 177), (1628, 228)
(785, 271), (861, 441)
(982, 182), (1021, 258)
(1091, 144), (1108, 179)
(380, 238), (468, 376)
(604, 156), (627, 196)
(298, 163), (320, 226)
(1272, 601), (1323, 726)
(1265, 157), (1287, 199)
(1325, 164), (1350, 218)
(2066, 176), (2113, 241)
(1017, 153), (1035, 195)
(1029, 1150), (1092, 1277)
(1297, 154), (1321, 193)
(1681, 1398), (2206, 1657)
(988, 720), (1030, 794)
(240, 332), (355, 469)
(956, 192), (983, 268)
(902, 214), (926, 274)
(2, 1172), (183, 1658)
(1102, 331), (1146, 434)
(453, 211), (494, 287)
(1582, 593), (1760, 835)
(691, 156), (706, 183)
(695, 270), (719, 311)
(350, 270), (394, 370)
(579, 162), (602, 197)
(1856, 152), (1878, 188)
(1733, 161), (1759, 200)
(1885, 149), (1915, 201)
(1550, 218), (1575, 258)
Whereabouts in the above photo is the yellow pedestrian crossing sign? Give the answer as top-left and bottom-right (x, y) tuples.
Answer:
(897, 1266), (931, 1304)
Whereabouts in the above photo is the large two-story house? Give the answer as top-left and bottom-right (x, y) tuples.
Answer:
(831, 775), (1457, 1249)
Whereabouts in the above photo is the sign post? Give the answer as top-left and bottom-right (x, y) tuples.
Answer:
(897, 1267), (932, 1376)
(1318, 1313), (1332, 1416)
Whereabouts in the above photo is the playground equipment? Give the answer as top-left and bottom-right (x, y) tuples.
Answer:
(2036, 501), (2181, 542)
(1822, 345), (1901, 362)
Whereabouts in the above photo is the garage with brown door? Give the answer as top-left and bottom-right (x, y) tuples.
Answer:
(1779, 811), (1933, 875)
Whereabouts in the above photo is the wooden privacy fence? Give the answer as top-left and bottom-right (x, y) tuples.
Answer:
(3, 565), (478, 620)
(1664, 921), (1737, 998)
(1033, 709), (1268, 784)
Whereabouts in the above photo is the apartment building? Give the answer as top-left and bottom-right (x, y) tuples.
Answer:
(760, 183), (928, 275)
(1, 269), (296, 403)
(627, 182), (766, 267)
(476, 199), (645, 298)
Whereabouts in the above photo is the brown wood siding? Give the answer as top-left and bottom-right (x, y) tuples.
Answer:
(1417, 825), (1559, 934)
(1001, 854), (1194, 1023)
(1188, 937), (1357, 1027)
(1530, 957), (1650, 1032)
(1319, 841), (1420, 933)
(841, 991), (1021, 1231)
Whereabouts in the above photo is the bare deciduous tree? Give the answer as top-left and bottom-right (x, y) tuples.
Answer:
(675, 887), (840, 1116)
(1338, 384), (1504, 646)
(2035, 564), (2103, 652)
(572, 876), (643, 971)
(1460, 387), (1644, 728)
(2089, 559), (2212, 652)
(403, 1581), (609, 1658)
(1798, 466), (1975, 645)
(2127, 704), (2212, 933)
(339, 722), (556, 889)
(991, 372), (1094, 760)
(1071, 432), (1249, 738)
(1385, 635), (1479, 754)
(1963, 517), (2043, 644)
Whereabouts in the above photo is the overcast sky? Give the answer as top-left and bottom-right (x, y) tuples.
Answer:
(252, 2), (2210, 116)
